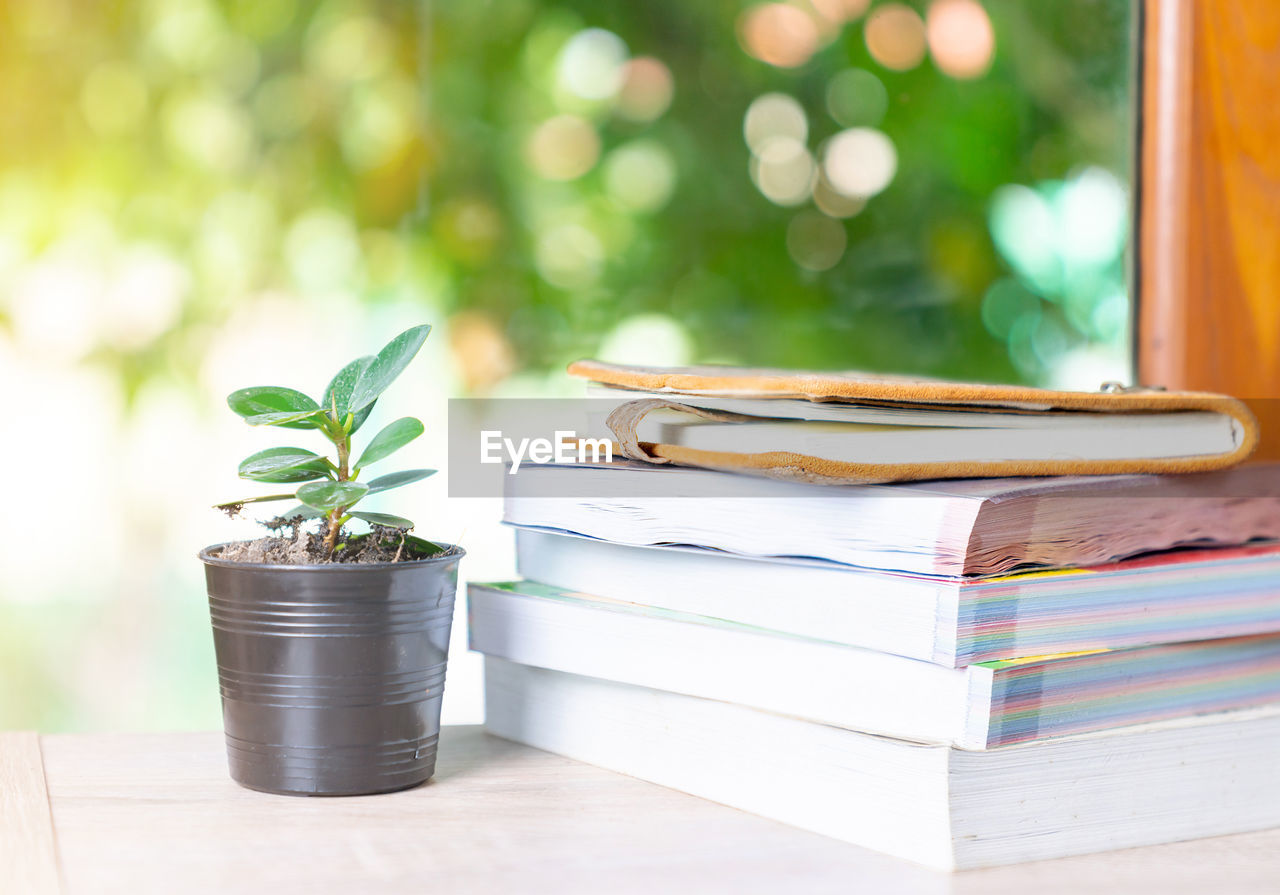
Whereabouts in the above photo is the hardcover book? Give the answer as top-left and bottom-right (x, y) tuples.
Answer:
(568, 361), (1258, 483)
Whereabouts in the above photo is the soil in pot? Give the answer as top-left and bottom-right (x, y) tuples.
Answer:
(216, 517), (454, 566)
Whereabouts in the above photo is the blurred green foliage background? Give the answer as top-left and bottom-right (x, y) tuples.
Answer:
(0, 0), (1132, 391)
(0, 0), (1132, 731)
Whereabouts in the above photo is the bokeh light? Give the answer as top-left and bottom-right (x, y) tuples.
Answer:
(163, 88), (255, 172)
(148, 1), (234, 73)
(197, 190), (277, 295)
(435, 198), (504, 266)
(744, 92), (808, 154)
(751, 138), (817, 206)
(604, 140), (677, 213)
(285, 209), (362, 293)
(307, 15), (392, 83)
(988, 183), (1059, 293)
(981, 277), (1041, 339)
(865, 3), (927, 71)
(340, 78), (418, 171)
(823, 128), (898, 198)
(1090, 288), (1130, 343)
(739, 4), (821, 69)
(825, 68), (889, 128)
(988, 167), (1127, 296)
(616, 57), (674, 122)
(810, 0), (873, 25)
(102, 245), (189, 350)
(787, 211), (847, 271)
(10, 243), (107, 361)
(984, 163), (1130, 387)
(1058, 167), (1128, 265)
(813, 171), (867, 218)
(535, 223), (604, 289)
(597, 313), (694, 366)
(1029, 313), (1070, 369)
(526, 115), (601, 181)
(926, 0), (996, 79)
(557, 28), (628, 101)
(449, 310), (516, 394)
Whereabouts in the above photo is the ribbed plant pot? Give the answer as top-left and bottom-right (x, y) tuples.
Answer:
(199, 544), (464, 796)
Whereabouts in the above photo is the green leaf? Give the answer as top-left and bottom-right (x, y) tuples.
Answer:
(350, 511), (415, 530)
(228, 387), (320, 430)
(238, 447), (331, 483)
(322, 355), (376, 434)
(273, 504), (325, 521)
(355, 417), (423, 470)
(347, 325), (431, 412)
(405, 535), (444, 556)
(244, 409), (326, 427)
(296, 480), (370, 512)
(366, 468), (436, 494)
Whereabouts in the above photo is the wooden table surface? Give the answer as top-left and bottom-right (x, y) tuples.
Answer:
(3, 726), (1279, 895)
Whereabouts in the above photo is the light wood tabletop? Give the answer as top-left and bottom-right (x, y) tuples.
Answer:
(3, 726), (1279, 894)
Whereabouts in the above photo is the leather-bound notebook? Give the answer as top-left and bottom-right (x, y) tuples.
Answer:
(567, 360), (1259, 483)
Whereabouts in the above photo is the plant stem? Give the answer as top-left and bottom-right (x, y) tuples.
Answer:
(323, 427), (352, 556)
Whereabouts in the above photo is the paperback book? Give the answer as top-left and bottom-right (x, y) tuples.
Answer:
(514, 528), (1280, 665)
(469, 580), (1280, 749)
(504, 461), (1280, 576)
(485, 657), (1280, 871)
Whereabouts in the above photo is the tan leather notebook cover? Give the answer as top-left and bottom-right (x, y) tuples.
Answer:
(568, 360), (1260, 484)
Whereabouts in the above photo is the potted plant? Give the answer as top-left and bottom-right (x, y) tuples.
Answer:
(199, 324), (464, 796)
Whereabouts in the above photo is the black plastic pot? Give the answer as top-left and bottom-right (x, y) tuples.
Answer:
(199, 544), (464, 796)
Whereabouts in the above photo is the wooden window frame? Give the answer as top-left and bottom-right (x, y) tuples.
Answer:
(1137, 0), (1280, 455)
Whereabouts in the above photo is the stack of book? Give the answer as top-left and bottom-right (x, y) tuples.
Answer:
(468, 365), (1280, 870)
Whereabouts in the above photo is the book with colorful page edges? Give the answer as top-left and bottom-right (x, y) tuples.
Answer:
(468, 579), (1280, 749)
(513, 529), (1280, 665)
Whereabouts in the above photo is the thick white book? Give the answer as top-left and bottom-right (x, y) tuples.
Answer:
(484, 657), (1280, 870)
(515, 527), (1280, 665)
(467, 580), (1280, 749)
(502, 460), (1280, 576)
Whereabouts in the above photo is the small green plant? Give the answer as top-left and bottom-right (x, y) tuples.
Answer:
(216, 324), (435, 557)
